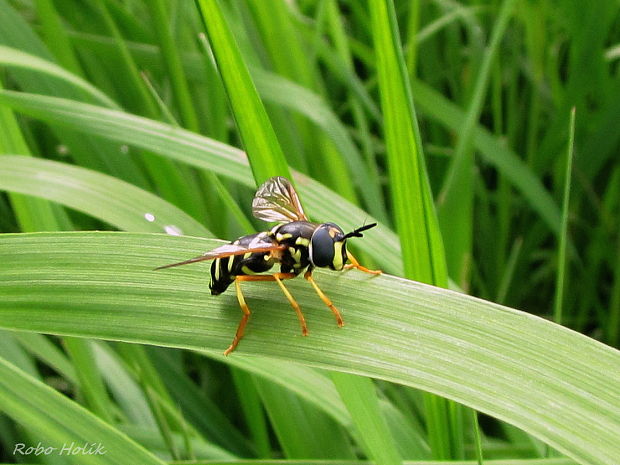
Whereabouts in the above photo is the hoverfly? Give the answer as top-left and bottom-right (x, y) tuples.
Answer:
(156, 176), (380, 355)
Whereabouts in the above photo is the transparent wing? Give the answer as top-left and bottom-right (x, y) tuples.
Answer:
(154, 243), (285, 270)
(252, 176), (307, 223)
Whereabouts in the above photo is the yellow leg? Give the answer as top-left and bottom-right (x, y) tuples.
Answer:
(236, 273), (308, 336)
(304, 270), (344, 327)
(344, 251), (382, 275)
(224, 278), (252, 356)
(274, 274), (308, 336)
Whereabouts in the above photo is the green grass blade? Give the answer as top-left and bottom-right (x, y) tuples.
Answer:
(244, 0), (363, 211)
(1, 232), (618, 465)
(196, 4), (400, 457)
(0, 156), (210, 237)
(369, 0), (447, 286)
(149, 349), (255, 456)
(13, 332), (77, 383)
(208, 354), (351, 427)
(120, 424), (235, 460)
(331, 372), (402, 465)
(553, 108), (575, 324)
(471, 410), (484, 465)
(254, 379), (354, 458)
(65, 29), (383, 213)
(0, 45), (118, 108)
(92, 0), (157, 115)
(91, 342), (157, 428)
(149, 350), (255, 457)
(230, 369), (271, 457)
(195, 0), (291, 183)
(35, 0), (83, 76)
(117, 344), (185, 460)
(609, 231), (620, 347)
(0, 354), (167, 465)
(0, 331), (37, 378)
(63, 338), (115, 423)
(187, 350), (424, 458)
(149, 0), (199, 132)
(322, 0), (388, 223)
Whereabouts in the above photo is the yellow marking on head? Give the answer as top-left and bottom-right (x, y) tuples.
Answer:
(332, 241), (344, 270)
(295, 237), (310, 246)
(328, 227), (340, 238)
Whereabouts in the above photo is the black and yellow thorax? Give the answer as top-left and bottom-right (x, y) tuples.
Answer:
(268, 221), (319, 274)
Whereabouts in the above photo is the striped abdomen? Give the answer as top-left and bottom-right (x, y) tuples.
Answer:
(209, 232), (277, 295)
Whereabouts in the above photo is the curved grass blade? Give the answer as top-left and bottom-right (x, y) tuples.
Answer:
(0, 45), (119, 108)
(0, 156), (210, 237)
(0, 232), (618, 465)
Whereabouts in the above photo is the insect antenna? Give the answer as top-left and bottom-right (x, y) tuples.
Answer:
(343, 222), (377, 239)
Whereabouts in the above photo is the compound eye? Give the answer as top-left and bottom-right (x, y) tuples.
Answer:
(310, 226), (335, 268)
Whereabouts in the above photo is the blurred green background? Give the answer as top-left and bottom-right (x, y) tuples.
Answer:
(0, 0), (619, 464)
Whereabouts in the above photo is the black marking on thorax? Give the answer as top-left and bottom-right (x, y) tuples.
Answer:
(269, 221), (318, 274)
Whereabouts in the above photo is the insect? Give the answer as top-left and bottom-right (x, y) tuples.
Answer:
(156, 176), (380, 355)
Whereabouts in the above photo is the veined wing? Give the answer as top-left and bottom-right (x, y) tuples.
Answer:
(154, 243), (285, 270)
(252, 176), (307, 223)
